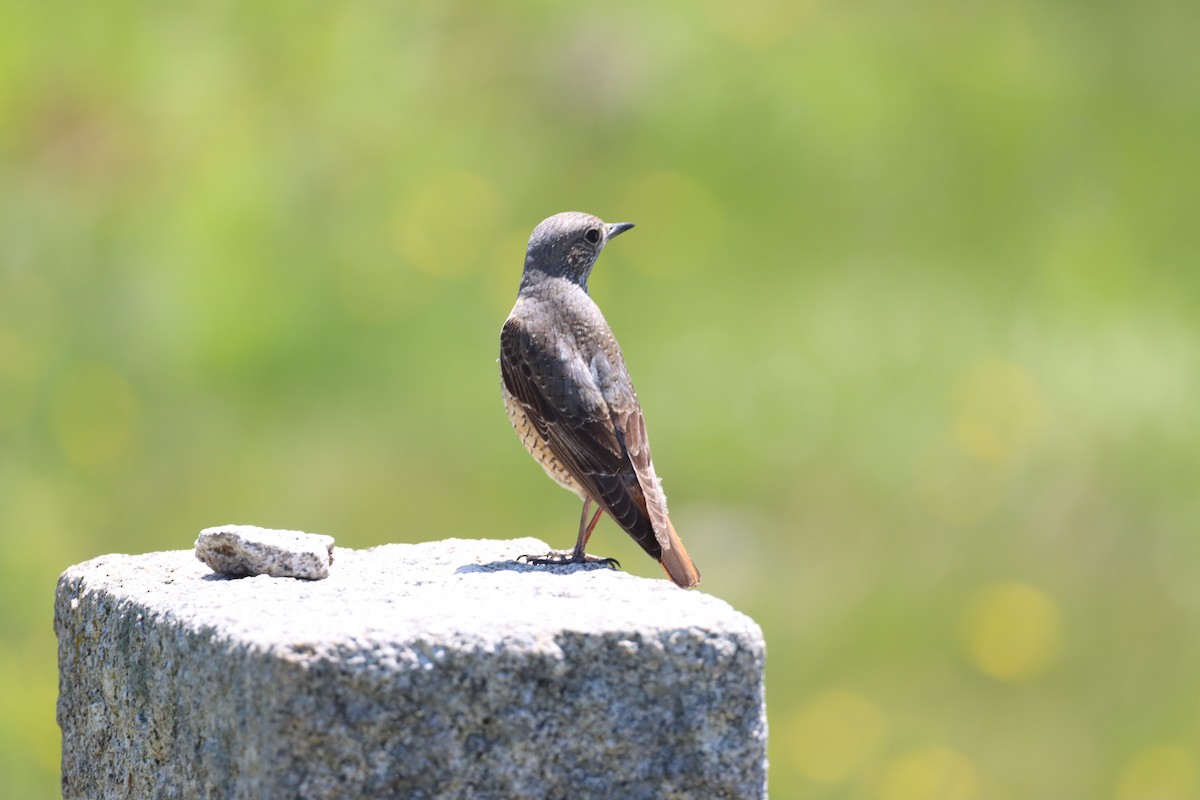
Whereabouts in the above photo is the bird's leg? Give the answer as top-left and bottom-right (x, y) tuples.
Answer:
(572, 499), (606, 557)
(561, 498), (619, 567)
(519, 498), (620, 570)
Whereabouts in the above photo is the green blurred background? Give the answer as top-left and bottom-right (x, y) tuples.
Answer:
(3, 1), (1198, 797)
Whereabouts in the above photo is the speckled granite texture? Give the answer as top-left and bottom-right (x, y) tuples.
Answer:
(56, 537), (767, 799)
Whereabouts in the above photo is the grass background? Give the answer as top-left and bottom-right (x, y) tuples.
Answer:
(3, 1), (1198, 797)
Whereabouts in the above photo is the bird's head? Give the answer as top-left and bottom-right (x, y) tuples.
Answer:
(523, 211), (634, 289)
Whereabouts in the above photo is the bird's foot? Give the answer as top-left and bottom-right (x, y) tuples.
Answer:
(518, 550), (621, 570)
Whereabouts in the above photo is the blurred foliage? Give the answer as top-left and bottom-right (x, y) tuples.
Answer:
(3, 0), (1199, 797)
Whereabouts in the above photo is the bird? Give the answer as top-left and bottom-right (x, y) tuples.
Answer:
(499, 211), (701, 589)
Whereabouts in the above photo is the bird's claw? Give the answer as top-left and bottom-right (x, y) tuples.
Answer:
(518, 551), (621, 570)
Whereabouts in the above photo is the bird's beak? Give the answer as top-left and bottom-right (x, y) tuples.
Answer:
(606, 222), (635, 239)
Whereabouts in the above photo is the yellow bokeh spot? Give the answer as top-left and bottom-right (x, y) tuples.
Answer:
(395, 171), (505, 278)
(953, 360), (1046, 465)
(1116, 746), (1197, 800)
(617, 171), (723, 279)
(52, 363), (140, 468)
(964, 582), (1061, 682)
(788, 689), (887, 784)
(880, 746), (979, 800)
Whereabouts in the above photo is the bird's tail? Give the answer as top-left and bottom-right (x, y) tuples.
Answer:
(658, 516), (701, 589)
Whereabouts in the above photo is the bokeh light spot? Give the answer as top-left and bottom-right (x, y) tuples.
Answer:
(788, 688), (886, 784)
(880, 746), (979, 800)
(51, 363), (140, 469)
(953, 360), (1045, 465)
(396, 171), (505, 278)
(617, 172), (723, 279)
(1116, 746), (1197, 800)
(964, 582), (1061, 682)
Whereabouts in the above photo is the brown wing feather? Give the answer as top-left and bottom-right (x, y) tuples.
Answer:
(500, 317), (645, 543)
(615, 404), (701, 588)
(501, 314), (701, 587)
(500, 317), (625, 477)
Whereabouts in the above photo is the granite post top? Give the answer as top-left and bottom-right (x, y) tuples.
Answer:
(58, 537), (763, 658)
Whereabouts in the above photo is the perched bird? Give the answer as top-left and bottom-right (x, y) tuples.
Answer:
(499, 211), (701, 589)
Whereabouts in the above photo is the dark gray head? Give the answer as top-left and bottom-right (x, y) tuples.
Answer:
(522, 211), (634, 290)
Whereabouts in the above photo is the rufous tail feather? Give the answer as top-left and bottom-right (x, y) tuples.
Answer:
(658, 517), (700, 589)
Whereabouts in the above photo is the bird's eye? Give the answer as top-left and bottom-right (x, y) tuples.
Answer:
(584, 228), (601, 244)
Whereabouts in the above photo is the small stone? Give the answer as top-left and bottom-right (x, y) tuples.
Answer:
(194, 524), (335, 580)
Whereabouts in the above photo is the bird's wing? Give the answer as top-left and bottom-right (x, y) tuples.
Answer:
(619, 405), (701, 587)
(500, 313), (662, 553)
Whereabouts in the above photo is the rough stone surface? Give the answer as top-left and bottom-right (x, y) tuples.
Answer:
(56, 537), (767, 800)
(195, 524), (335, 579)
